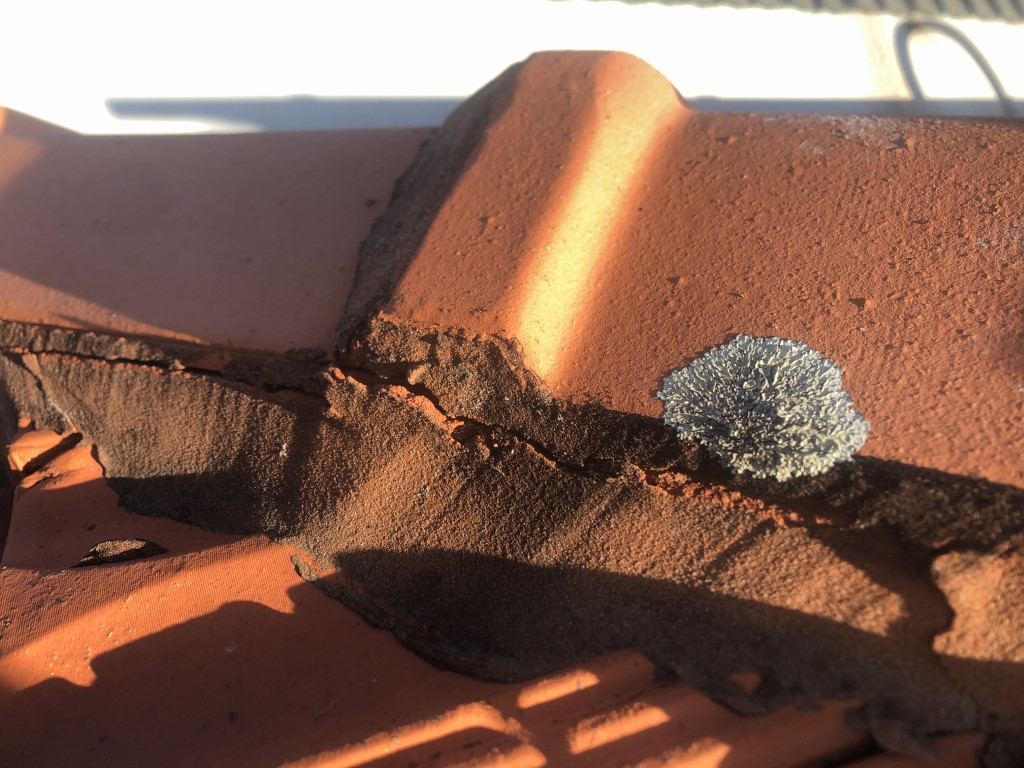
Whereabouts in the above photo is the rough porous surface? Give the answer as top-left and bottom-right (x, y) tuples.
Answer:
(2, 51), (1022, 766)
(0, 424), (963, 768)
(0, 124), (429, 354)
(0, 338), (1016, 762)
(932, 542), (1024, 762)
(339, 51), (1023, 489)
(332, 51), (1022, 763)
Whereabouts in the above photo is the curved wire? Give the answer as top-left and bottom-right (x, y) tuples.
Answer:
(894, 18), (1017, 118)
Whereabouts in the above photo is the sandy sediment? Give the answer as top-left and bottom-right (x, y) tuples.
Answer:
(0, 52), (1022, 765)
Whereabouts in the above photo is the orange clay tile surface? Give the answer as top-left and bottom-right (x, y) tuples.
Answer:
(0, 108), (428, 355)
(0, 58), (1009, 767)
(362, 51), (1023, 487)
(0, 429), (981, 768)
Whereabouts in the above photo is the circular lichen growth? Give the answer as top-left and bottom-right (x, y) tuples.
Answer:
(658, 335), (869, 481)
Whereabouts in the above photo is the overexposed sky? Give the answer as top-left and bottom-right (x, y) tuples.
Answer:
(1, 0), (1020, 133)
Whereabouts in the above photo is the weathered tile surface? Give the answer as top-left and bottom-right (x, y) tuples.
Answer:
(0, 116), (427, 356)
(340, 51), (1023, 488)
(0, 53), (1020, 766)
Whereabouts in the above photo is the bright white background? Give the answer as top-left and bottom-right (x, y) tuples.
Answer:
(0, 0), (1020, 133)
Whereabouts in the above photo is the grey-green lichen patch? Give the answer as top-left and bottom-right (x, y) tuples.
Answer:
(658, 335), (869, 481)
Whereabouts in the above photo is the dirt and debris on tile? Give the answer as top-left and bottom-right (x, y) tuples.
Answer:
(341, 51), (1023, 488)
(0, 430), (981, 767)
(0, 51), (1021, 766)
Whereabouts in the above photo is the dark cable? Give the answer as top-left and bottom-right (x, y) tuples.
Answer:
(894, 18), (1017, 117)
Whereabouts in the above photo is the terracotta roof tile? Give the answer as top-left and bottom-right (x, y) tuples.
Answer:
(340, 50), (1023, 488)
(0, 122), (427, 356)
(0, 51), (1018, 766)
(0, 430), (981, 767)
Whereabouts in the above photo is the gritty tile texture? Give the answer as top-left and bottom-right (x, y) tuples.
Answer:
(340, 51), (1023, 489)
(0, 52), (1021, 767)
(0, 345), (1010, 761)
(0, 122), (428, 356)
